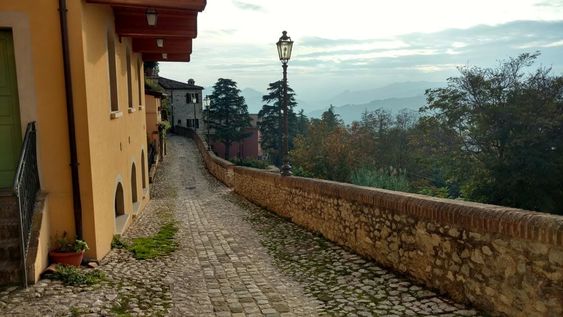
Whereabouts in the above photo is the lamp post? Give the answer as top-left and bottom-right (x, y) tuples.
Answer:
(276, 31), (294, 176)
(203, 95), (211, 150)
(192, 94), (197, 134)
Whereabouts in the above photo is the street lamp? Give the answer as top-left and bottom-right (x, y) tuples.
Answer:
(145, 8), (158, 26)
(203, 95), (211, 150)
(191, 94), (198, 133)
(276, 31), (293, 176)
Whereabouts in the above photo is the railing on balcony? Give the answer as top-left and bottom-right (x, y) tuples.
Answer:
(13, 122), (40, 287)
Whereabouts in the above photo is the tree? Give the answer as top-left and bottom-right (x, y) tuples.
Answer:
(422, 52), (563, 212)
(295, 109), (310, 137)
(291, 108), (358, 181)
(258, 80), (297, 166)
(208, 78), (251, 159)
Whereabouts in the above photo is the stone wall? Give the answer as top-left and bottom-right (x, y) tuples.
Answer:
(193, 133), (234, 187)
(191, 134), (563, 316)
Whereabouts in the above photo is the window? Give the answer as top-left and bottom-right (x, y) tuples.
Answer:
(131, 163), (138, 204)
(137, 60), (142, 106)
(187, 119), (192, 128)
(141, 151), (146, 189)
(186, 93), (199, 104)
(114, 182), (124, 217)
(126, 48), (133, 108)
(194, 119), (199, 129)
(107, 32), (118, 112)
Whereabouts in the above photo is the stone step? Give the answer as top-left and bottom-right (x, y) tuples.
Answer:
(0, 192), (18, 219)
(0, 260), (22, 286)
(0, 218), (21, 240)
(0, 238), (21, 262)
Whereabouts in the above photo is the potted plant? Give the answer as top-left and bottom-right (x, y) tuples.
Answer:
(49, 233), (89, 267)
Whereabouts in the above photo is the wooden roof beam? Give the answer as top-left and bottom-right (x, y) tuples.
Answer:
(114, 8), (198, 38)
(132, 38), (192, 53)
(143, 52), (191, 62)
(86, 0), (207, 11)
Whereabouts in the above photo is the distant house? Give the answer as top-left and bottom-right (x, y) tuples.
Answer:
(158, 77), (204, 135)
(212, 114), (263, 160)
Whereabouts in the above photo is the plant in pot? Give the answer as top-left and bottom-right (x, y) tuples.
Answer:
(48, 233), (89, 267)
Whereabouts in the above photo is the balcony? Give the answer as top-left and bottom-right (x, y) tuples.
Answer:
(86, 0), (206, 62)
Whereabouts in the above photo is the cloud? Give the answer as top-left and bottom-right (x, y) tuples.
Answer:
(535, 0), (563, 8)
(161, 20), (563, 106)
(232, 0), (263, 11)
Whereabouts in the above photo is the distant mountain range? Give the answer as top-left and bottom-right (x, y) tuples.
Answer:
(317, 81), (443, 107)
(208, 81), (444, 121)
(307, 95), (427, 124)
(241, 88), (264, 114)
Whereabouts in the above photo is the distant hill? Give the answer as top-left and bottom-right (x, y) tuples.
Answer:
(241, 88), (264, 114)
(308, 95), (427, 124)
(317, 81), (443, 109)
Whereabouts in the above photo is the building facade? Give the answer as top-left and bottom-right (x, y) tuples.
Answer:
(158, 77), (205, 135)
(211, 114), (263, 160)
(0, 0), (206, 285)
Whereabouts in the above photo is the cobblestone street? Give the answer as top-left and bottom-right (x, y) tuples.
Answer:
(0, 135), (482, 316)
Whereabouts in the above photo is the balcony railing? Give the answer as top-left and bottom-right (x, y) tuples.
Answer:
(13, 122), (40, 287)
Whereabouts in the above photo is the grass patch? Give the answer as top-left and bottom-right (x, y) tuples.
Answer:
(51, 265), (105, 286)
(111, 297), (132, 317)
(111, 234), (127, 249)
(127, 222), (178, 260)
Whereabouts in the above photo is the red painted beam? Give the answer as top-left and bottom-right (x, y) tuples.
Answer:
(114, 7), (198, 38)
(143, 52), (190, 62)
(86, 0), (207, 11)
(132, 38), (192, 54)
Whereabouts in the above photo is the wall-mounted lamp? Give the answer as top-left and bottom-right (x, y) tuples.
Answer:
(146, 8), (158, 26)
(156, 39), (164, 48)
(162, 53), (168, 59)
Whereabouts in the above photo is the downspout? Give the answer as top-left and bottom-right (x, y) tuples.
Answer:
(59, 0), (83, 239)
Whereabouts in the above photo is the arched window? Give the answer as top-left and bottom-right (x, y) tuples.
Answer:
(107, 32), (118, 111)
(141, 150), (146, 189)
(131, 163), (138, 203)
(114, 182), (124, 217)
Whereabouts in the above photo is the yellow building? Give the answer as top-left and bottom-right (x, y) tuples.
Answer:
(0, 0), (206, 286)
(144, 85), (165, 181)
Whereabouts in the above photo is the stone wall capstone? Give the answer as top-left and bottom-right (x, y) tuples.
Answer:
(191, 133), (563, 317)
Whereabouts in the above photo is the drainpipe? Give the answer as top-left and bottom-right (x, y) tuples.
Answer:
(59, 0), (83, 239)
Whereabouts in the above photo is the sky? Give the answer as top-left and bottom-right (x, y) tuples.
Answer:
(159, 0), (563, 108)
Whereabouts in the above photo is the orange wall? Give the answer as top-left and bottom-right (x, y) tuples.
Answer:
(0, 1), (76, 250)
(145, 94), (161, 145)
(0, 0), (151, 265)
(79, 1), (149, 259)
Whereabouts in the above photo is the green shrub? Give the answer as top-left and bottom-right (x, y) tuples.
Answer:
(350, 166), (411, 192)
(231, 158), (269, 169)
(51, 265), (105, 286)
(111, 235), (127, 249)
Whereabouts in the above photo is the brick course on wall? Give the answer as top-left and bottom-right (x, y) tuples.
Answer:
(191, 134), (563, 316)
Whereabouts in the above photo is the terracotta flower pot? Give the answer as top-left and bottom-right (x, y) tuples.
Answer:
(49, 250), (84, 267)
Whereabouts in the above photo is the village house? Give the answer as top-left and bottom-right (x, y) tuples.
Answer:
(0, 0), (206, 286)
(158, 77), (205, 135)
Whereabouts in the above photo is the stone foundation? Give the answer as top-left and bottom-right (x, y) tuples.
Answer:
(192, 134), (563, 316)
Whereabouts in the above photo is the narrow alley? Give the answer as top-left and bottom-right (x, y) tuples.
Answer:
(0, 135), (481, 317)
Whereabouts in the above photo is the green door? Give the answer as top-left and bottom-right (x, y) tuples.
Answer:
(0, 30), (21, 188)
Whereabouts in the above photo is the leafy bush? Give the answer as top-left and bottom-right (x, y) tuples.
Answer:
(231, 158), (269, 169)
(54, 233), (89, 252)
(350, 166), (411, 192)
(111, 235), (127, 249)
(51, 265), (105, 286)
